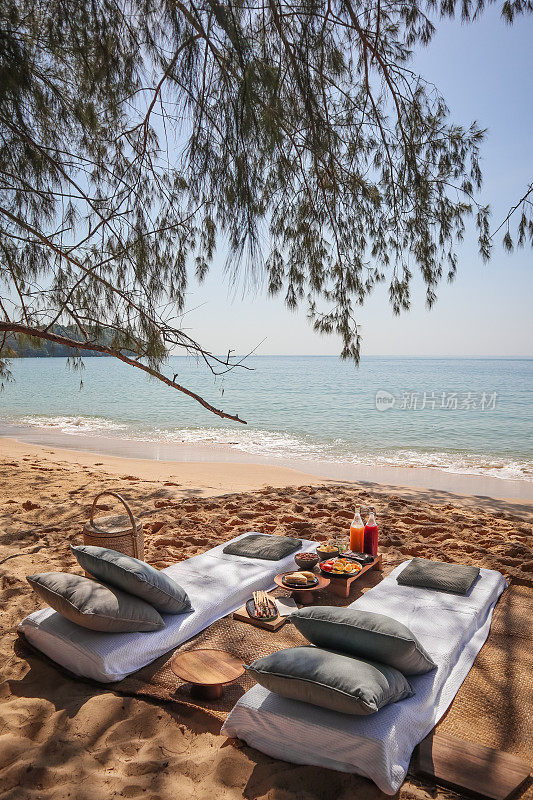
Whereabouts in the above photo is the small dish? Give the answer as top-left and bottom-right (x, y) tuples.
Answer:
(282, 572), (319, 588)
(245, 596), (279, 621)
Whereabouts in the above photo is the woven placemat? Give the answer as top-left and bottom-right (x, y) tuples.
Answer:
(111, 575), (387, 720)
(434, 579), (532, 763)
(16, 570), (532, 768)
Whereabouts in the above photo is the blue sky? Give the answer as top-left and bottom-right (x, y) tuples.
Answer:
(183, 7), (533, 358)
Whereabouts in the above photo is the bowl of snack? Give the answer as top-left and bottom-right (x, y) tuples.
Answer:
(294, 551), (320, 569)
(316, 541), (340, 560)
(281, 570), (319, 588)
(320, 558), (363, 578)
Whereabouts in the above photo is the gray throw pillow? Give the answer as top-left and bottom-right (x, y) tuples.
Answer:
(246, 646), (413, 715)
(71, 545), (192, 614)
(397, 558), (480, 595)
(223, 534), (302, 560)
(26, 572), (165, 632)
(290, 607), (436, 675)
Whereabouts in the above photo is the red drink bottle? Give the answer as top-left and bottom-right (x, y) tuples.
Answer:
(363, 507), (379, 556)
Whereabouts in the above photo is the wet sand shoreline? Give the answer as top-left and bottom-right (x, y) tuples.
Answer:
(2, 423), (532, 502)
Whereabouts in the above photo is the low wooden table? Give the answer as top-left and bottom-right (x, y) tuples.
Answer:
(170, 649), (244, 700)
(326, 554), (383, 598)
(275, 572), (330, 605)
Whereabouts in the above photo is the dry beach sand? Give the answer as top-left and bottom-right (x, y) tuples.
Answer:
(1, 440), (532, 800)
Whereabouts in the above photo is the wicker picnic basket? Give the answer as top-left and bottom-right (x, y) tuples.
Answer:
(83, 491), (144, 560)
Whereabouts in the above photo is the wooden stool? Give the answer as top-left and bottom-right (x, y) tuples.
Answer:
(170, 649), (245, 700)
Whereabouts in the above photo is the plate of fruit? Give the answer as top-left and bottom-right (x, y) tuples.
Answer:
(320, 558), (363, 577)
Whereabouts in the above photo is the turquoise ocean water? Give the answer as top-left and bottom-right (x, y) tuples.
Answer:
(0, 356), (532, 483)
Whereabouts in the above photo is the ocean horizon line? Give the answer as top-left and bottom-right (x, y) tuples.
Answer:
(7, 352), (533, 360)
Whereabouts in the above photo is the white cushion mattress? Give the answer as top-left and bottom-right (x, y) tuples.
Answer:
(19, 532), (315, 682)
(221, 561), (507, 794)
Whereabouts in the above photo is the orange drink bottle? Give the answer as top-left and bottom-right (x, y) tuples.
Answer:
(350, 504), (365, 552)
(363, 506), (379, 556)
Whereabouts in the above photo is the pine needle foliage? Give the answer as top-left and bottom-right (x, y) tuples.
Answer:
(0, 0), (531, 418)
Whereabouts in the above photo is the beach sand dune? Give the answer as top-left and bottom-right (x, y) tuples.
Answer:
(1, 446), (532, 800)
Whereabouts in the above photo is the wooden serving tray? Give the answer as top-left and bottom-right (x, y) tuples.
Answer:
(233, 603), (287, 631)
(325, 554), (383, 598)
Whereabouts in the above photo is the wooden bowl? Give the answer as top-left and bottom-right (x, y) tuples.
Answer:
(294, 552), (319, 569)
(316, 544), (339, 560)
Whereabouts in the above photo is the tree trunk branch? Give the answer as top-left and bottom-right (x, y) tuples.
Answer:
(0, 322), (247, 424)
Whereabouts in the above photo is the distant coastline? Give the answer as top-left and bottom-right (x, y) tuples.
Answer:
(3, 324), (116, 358)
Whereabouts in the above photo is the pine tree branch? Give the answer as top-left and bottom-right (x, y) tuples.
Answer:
(0, 322), (247, 424)
(490, 182), (533, 239)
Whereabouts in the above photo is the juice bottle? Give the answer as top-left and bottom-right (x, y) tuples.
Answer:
(350, 504), (365, 552)
(363, 506), (379, 556)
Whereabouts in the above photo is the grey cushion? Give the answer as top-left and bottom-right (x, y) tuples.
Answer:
(397, 558), (480, 595)
(290, 607), (436, 675)
(246, 646), (413, 715)
(26, 572), (165, 632)
(71, 545), (192, 614)
(223, 534), (302, 560)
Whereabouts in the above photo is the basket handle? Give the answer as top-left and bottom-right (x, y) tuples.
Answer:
(90, 491), (137, 534)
